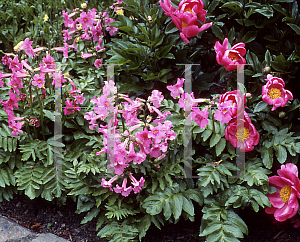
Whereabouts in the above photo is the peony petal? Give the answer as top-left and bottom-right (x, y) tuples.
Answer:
(267, 192), (285, 208)
(268, 176), (291, 190)
(180, 32), (190, 43)
(274, 204), (293, 222)
(265, 206), (277, 215)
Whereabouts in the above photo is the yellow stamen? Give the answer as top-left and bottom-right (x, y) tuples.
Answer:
(228, 51), (239, 61)
(280, 185), (292, 203)
(267, 88), (281, 100)
(236, 128), (250, 142)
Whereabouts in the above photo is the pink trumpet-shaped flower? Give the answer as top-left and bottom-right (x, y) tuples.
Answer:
(262, 74), (293, 111)
(214, 38), (246, 71)
(113, 178), (133, 197)
(167, 78), (184, 99)
(20, 38), (35, 58)
(148, 90), (164, 108)
(101, 175), (119, 191)
(128, 173), (145, 194)
(9, 120), (24, 137)
(32, 74), (45, 88)
(265, 163), (300, 222)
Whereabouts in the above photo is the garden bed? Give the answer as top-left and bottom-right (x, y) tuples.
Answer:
(0, 194), (299, 242)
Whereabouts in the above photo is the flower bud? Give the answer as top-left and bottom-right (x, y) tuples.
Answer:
(147, 16), (152, 21)
(246, 93), (252, 98)
(263, 66), (271, 74)
(41, 87), (46, 99)
(279, 111), (286, 118)
(20, 93), (27, 101)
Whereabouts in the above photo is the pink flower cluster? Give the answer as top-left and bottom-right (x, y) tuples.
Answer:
(0, 37), (86, 136)
(101, 173), (145, 197)
(214, 90), (259, 152)
(265, 163), (300, 223)
(160, 0), (212, 43)
(167, 78), (209, 128)
(53, 8), (118, 67)
(87, 80), (180, 196)
(262, 74), (293, 111)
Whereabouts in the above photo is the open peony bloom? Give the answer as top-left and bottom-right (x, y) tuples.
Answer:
(225, 112), (259, 152)
(265, 163), (300, 222)
(262, 74), (293, 111)
(214, 38), (246, 71)
(160, 0), (212, 43)
(214, 90), (245, 124)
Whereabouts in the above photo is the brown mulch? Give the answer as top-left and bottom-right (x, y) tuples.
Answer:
(0, 193), (300, 242)
(0, 193), (105, 242)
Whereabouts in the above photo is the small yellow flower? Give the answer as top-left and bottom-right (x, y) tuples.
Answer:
(64, 72), (70, 78)
(76, 37), (81, 42)
(116, 9), (124, 16)
(14, 41), (24, 51)
(81, 3), (87, 8)
(77, 24), (82, 30)
(43, 14), (49, 22)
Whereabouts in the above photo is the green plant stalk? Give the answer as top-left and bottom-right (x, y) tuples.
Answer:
(46, 74), (52, 95)
(28, 83), (34, 114)
(28, 83), (39, 138)
(35, 86), (46, 140)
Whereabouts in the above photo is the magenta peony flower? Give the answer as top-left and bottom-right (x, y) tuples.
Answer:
(214, 90), (245, 123)
(160, 0), (211, 43)
(265, 163), (300, 222)
(262, 74), (293, 111)
(214, 38), (246, 71)
(225, 112), (259, 152)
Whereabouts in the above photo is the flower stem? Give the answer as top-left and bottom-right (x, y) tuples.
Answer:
(35, 86), (46, 140)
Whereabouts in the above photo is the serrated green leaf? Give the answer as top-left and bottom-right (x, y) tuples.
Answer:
(254, 101), (268, 113)
(81, 207), (100, 224)
(274, 145), (287, 164)
(215, 138), (226, 156)
(210, 133), (221, 147)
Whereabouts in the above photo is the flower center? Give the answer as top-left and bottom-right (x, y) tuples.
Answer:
(182, 22), (189, 28)
(228, 51), (240, 61)
(267, 88), (281, 100)
(236, 128), (250, 142)
(182, 7), (193, 28)
(184, 7), (193, 15)
(37, 79), (42, 83)
(153, 130), (158, 135)
(84, 18), (87, 22)
(280, 185), (292, 203)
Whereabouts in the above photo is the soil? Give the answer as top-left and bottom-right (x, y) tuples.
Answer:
(0, 193), (300, 242)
